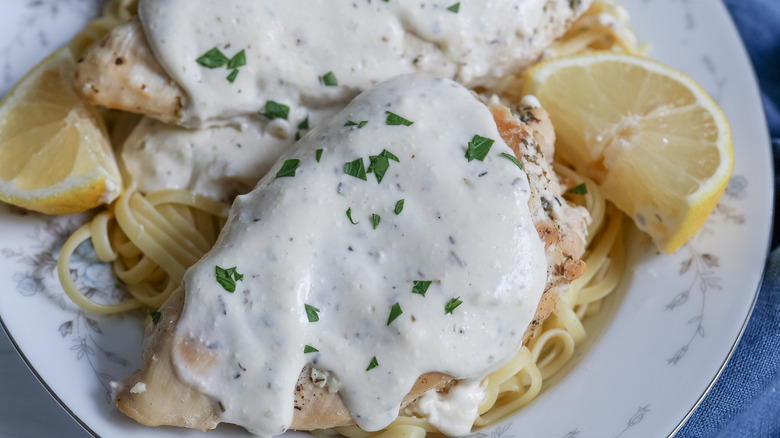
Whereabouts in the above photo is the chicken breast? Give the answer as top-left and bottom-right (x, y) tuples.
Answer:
(113, 77), (588, 434)
(75, 0), (591, 127)
(74, 17), (185, 125)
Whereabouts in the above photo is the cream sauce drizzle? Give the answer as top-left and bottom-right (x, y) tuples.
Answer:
(173, 74), (546, 435)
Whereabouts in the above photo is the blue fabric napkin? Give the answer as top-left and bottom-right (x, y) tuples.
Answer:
(677, 1), (780, 437)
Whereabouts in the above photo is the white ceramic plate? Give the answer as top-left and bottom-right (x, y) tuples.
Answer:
(0, 1), (772, 437)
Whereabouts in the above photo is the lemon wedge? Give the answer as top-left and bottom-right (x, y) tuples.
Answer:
(523, 52), (733, 254)
(0, 47), (122, 214)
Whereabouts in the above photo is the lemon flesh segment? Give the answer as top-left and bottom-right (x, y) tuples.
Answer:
(523, 53), (733, 254)
(0, 47), (122, 214)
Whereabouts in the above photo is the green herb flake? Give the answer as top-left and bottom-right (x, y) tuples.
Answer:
(227, 49), (246, 69)
(196, 47), (229, 68)
(445, 297), (463, 314)
(345, 120), (368, 128)
(215, 265), (243, 292)
(367, 155), (389, 183)
(568, 183), (588, 195)
(366, 356), (379, 371)
(305, 304), (321, 322)
(387, 302), (403, 326)
(147, 309), (162, 325)
(500, 152), (523, 170)
(322, 71), (338, 87)
(316, 148), (323, 162)
(259, 100), (290, 120)
(385, 111), (414, 126)
(226, 68), (239, 83)
(344, 158), (367, 181)
(346, 207), (359, 225)
(394, 199), (405, 215)
(465, 135), (495, 162)
(275, 159), (300, 178)
(303, 345), (319, 354)
(367, 150), (399, 184)
(447, 2), (461, 12)
(298, 116), (310, 130)
(412, 280), (432, 296)
(371, 213), (381, 230)
(380, 149), (400, 162)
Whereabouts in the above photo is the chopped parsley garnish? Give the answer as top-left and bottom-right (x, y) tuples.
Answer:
(344, 120), (368, 128)
(445, 297), (463, 314)
(198, 48), (246, 83)
(346, 207), (359, 225)
(316, 148), (323, 162)
(371, 213), (381, 230)
(215, 265), (243, 292)
(367, 155), (389, 183)
(275, 159), (300, 178)
(366, 356), (379, 371)
(367, 149), (400, 184)
(295, 117), (310, 141)
(379, 149), (399, 162)
(387, 303), (403, 326)
(500, 152), (523, 169)
(385, 111), (414, 126)
(568, 183), (588, 195)
(226, 69), (239, 83)
(303, 345), (319, 354)
(196, 47), (229, 68)
(344, 158), (367, 180)
(447, 2), (461, 12)
(227, 49), (246, 69)
(259, 100), (290, 120)
(465, 135), (495, 162)
(147, 309), (161, 325)
(305, 304), (321, 322)
(394, 199), (405, 215)
(412, 280), (432, 296)
(322, 71), (338, 86)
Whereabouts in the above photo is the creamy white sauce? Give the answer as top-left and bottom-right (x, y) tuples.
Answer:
(173, 74), (547, 435)
(120, 107), (337, 200)
(129, 382), (147, 394)
(138, 0), (588, 126)
(403, 378), (486, 436)
(128, 0), (588, 197)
